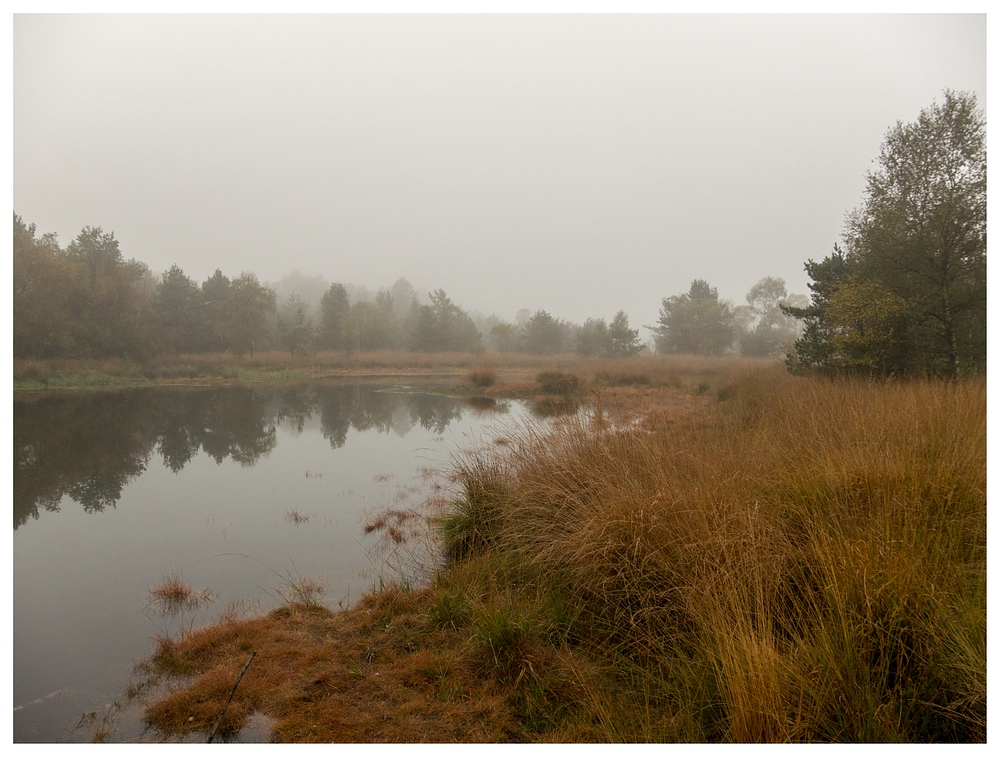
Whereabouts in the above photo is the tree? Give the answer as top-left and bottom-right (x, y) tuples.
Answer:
(276, 293), (314, 355)
(521, 310), (570, 354)
(388, 277), (419, 321)
(607, 311), (643, 357)
(576, 318), (610, 357)
(64, 225), (147, 357)
(155, 265), (205, 353)
(67, 225), (123, 278)
(649, 280), (735, 355)
(408, 290), (482, 352)
(845, 90), (985, 376)
(824, 275), (909, 375)
(13, 214), (76, 358)
(489, 322), (519, 353)
(344, 301), (397, 352)
(787, 92), (986, 377)
(319, 282), (351, 350)
(783, 246), (859, 373)
(201, 270), (232, 351)
(219, 273), (276, 357)
(738, 277), (800, 357)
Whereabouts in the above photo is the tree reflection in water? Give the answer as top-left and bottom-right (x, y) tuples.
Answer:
(13, 384), (472, 528)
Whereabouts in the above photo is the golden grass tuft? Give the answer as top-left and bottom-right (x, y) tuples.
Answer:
(441, 366), (986, 741)
(148, 572), (214, 617)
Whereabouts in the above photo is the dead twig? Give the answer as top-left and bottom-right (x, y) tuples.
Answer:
(207, 651), (256, 743)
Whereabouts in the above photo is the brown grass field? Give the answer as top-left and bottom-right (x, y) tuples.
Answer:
(67, 356), (984, 743)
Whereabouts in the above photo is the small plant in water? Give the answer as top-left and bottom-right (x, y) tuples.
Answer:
(274, 567), (326, 607)
(285, 509), (309, 525)
(148, 572), (214, 617)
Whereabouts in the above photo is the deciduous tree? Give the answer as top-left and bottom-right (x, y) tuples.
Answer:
(220, 273), (276, 357)
(846, 90), (986, 376)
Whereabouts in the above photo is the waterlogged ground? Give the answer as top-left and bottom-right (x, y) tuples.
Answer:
(12, 381), (542, 742)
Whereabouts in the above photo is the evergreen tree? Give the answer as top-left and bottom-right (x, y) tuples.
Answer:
(649, 280), (735, 355)
(319, 283), (351, 350)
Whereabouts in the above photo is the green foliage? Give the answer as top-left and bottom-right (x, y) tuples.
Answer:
(13, 215), (154, 359)
(737, 277), (800, 358)
(607, 311), (644, 357)
(424, 589), (469, 630)
(155, 265), (206, 354)
(318, 282), (351, 351)
(489, 322), (519, 353)
(472, 602), (533, 684)
(441, 463), (510, 564)
(788, 91), (986, 377)
(408, 289), (482, 353)
(783, 246), (859, 374)
(649, 279), (735, 355)
(344, 301), (399, 351)
(276, 293), (314, 355)
(522, 310), (570, 355)
(201, 269), (232, 352)
(577, 312), (645, 358)
(824, 275), (909, 374)
(847, 90), (985, 377)
(575, 318), (609, 357)
(13, 214), (77, 358)
(219, 273), (277, 357)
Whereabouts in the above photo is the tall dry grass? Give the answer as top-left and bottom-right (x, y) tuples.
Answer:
(441, 366), (986, 741)
(13, 350), (775, 389)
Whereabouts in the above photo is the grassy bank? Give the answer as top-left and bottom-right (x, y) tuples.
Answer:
(12, 350), (767, 395)
(133, 365), (985, 742)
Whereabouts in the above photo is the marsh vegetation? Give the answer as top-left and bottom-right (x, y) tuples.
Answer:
(135, 363), (985, 742)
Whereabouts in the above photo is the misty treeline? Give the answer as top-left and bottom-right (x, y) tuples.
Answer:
(12, 212), (799, 362)
(14, 91), (982, 375)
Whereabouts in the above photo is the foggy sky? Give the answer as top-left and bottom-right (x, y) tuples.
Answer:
(13, 13), (986, 331)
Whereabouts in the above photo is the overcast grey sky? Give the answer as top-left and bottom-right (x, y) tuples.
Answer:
(12, 13), (986, 330)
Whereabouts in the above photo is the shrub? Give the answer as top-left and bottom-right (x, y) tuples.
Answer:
(536, 370), (580, 395)
(468, 365), (497, 388)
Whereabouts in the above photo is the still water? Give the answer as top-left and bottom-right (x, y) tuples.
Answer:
(13, 381), (543, 742)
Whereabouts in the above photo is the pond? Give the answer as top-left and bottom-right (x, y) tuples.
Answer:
(12, 381), (548, 743)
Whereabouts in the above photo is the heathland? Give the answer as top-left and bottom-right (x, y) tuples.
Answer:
(62, 354), (985, 743)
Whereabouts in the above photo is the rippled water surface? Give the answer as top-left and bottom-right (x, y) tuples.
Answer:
(13, 381), (537, 742)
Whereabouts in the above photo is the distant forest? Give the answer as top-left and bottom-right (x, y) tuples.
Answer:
(12, 212), (805, 363)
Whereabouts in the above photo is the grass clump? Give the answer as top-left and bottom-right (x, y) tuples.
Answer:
(468, 365), (497, 388)
(147, 572), (214, 617)
(536, 370), (581, 395)
(439, 366), (986, 741)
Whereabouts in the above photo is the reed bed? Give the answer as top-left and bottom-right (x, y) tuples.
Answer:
(439, 366), (986, 741)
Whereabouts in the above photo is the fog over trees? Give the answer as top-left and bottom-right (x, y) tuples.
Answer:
(12, 91), (986, 377)
(12, 210), (802, 361)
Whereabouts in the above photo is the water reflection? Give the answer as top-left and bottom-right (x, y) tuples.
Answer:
(13, 384), (481, 529)
(531, 397), (579, 418)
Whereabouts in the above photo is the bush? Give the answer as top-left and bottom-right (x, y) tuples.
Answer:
(468, 366), (497, 388)
(536, 370), (580, 395)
